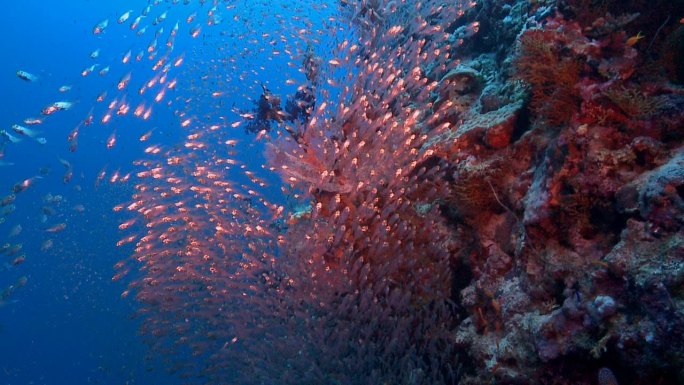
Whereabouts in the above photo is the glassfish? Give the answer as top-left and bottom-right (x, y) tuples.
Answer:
(93, 18), (109, 34)
(16, 70), (38, 81)
(118, 10), (133, 24)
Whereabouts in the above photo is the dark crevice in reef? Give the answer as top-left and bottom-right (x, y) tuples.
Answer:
(509, 100), (531, 144)
(587, 201), (628, 241)
(677, 183), (684, 201)
(450, 257), (473, 317)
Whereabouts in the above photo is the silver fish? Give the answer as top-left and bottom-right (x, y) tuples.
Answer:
(118, 10), (133, 24)
(0, 130), (22, 143)
(12, 124), (39, 138)
(93, 18), (109, 34)
(16, 70), (38, 81)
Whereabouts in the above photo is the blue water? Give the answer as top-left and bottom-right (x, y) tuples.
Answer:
(0, 1), (322, 383)
(0, 1), (183, 384)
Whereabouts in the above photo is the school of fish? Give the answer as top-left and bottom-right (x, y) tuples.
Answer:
(1, 0), (479, 383)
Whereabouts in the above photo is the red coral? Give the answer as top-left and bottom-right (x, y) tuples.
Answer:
(514, 29), (583, 126)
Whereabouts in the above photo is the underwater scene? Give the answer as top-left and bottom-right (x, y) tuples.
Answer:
(1, 0), (683, 384)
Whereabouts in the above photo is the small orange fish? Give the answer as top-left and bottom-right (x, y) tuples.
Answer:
(625, 32), (644, 47)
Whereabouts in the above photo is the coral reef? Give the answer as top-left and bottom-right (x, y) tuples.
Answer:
(266, 0), (684, 381)
(428, 0), (684, 383)
(120, 0), (684, 383)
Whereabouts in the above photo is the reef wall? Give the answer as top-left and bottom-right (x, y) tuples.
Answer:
(429, 0), (684, 383)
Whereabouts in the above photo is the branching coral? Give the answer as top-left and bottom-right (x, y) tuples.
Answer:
(514, 29), (582, 126)
(603, 85), (669, 119)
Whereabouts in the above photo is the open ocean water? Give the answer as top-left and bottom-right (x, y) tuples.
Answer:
(0, 1), (308, 383)
(0, 1), (194, 384)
